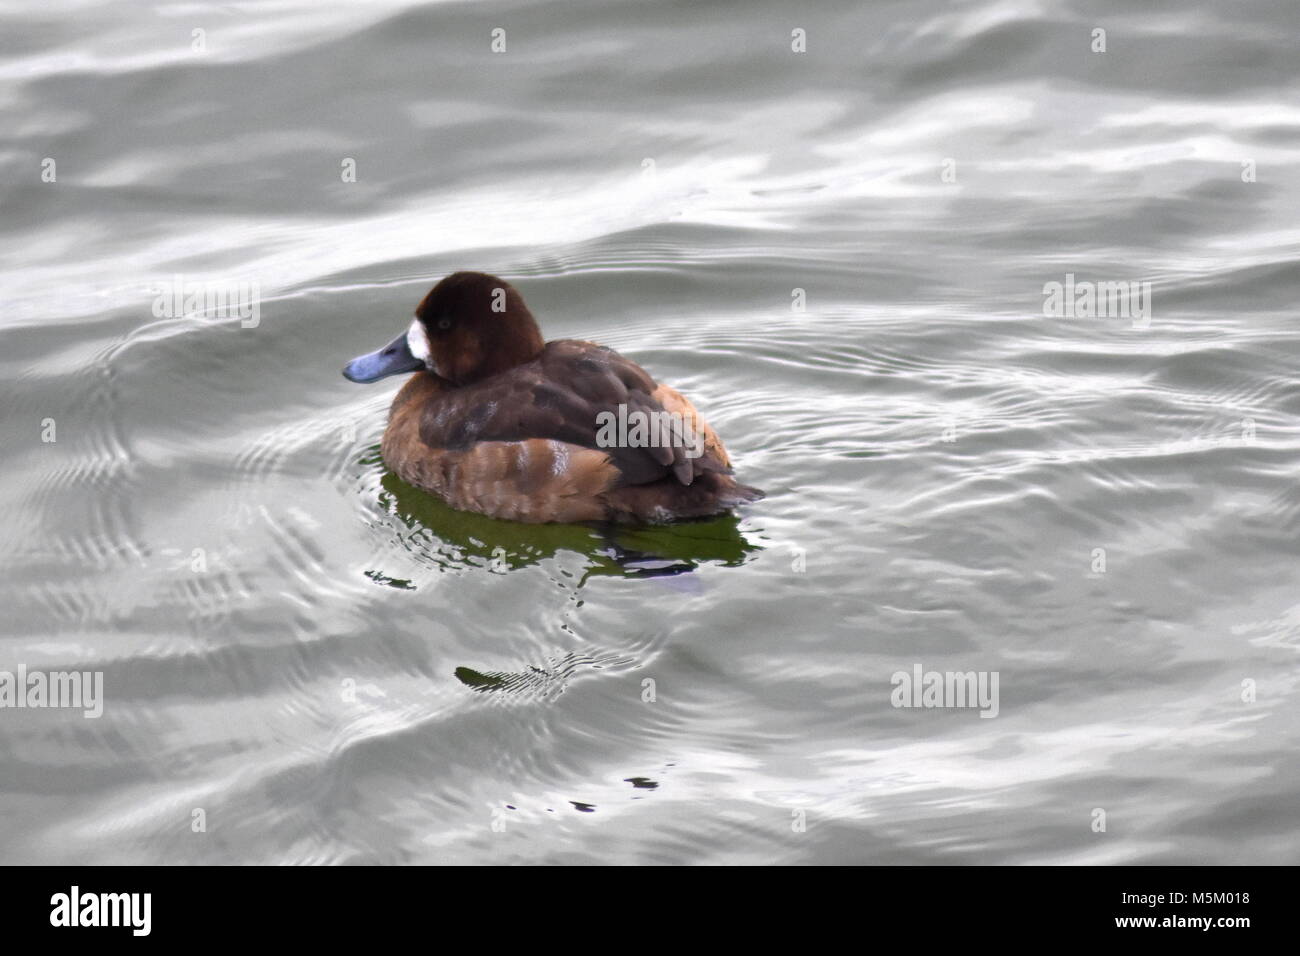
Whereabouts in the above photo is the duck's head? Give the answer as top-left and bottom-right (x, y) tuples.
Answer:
(342, 271), (545, 386)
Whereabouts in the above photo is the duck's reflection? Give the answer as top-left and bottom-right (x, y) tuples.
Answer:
(373, 468), (761, 582)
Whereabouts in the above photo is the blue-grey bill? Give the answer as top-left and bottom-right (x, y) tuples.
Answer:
(342, 330), (424, 383)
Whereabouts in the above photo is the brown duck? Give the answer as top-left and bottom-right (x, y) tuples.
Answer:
(342, 272), (763, 524)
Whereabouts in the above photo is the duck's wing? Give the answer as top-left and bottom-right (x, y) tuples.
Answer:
(648, 382), (733, 471)
(416, 339), (731, 487)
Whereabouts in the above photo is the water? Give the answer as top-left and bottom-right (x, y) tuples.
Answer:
(2, 0), (1298, 865)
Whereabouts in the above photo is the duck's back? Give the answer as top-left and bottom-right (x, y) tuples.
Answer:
(381, 340), (762, 523)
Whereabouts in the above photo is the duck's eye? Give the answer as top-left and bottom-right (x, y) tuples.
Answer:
(437, 318), (452, 330)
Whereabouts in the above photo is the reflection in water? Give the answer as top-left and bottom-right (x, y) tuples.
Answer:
(371, 459), (763, 583)
(373, 448), (764, 712)
(363, 569), (416, 590)
(453, 649), (633, 701)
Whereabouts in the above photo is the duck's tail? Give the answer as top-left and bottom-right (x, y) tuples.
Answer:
(602, 472), (764, 523)
(718, 478), (765, 507)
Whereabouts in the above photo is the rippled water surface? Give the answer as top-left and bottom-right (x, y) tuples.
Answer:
(2, 0), (1299, 864)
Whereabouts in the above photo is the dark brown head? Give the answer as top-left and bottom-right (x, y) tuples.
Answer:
(342, 272), (545, 386)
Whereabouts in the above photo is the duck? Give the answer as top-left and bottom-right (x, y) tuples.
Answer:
(342, 271), (763, 524)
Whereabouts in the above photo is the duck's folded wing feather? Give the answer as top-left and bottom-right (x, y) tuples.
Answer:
(416, 340), (730, 487)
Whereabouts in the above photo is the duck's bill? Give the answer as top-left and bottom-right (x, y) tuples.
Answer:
(342, 331), (425, 383)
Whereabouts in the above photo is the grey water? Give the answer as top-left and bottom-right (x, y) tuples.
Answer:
(1, 0), (1298, 864)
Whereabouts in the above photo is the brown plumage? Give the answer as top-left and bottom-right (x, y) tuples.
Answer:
(346, 271), (764, 524)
